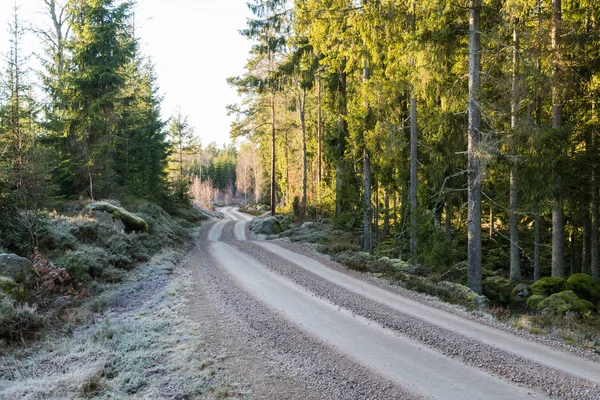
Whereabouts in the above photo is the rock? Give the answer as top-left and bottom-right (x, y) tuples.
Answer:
(530, 277), (570, 297)
(536, 290), (595, 316)
(300, 222), (317, 231)
(510, 283), (532, 308)
(250, 216), (282, 235)
(85, 202), (148, 233)
(482, 276), (512, 306)
(511, 283), (532, 299)
(370, 257), (411, 273)
(526, 294), (546, 310)
(0, 254), (35, 284)
(566, 273), (600, 303)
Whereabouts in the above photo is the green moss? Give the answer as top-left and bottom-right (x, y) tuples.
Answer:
(86, 202), (148, 233)
(530, 277), (570, 297)
(567, 273), (600, 303)
(536, 290), (595, 316)
(482, 276), (512, 306)
(526, 294), (546, 310)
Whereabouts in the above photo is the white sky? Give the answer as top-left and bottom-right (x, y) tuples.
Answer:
(0, 0), (253, 147)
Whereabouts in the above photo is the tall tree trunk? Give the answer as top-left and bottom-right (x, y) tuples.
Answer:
(335, 68), (348, 216)
(534, 211), (541, 282)
(552, 199), (565, 277)
(509, 19), (521, 283)
(592, 166), (599, 279)
(569, 231), (576, 276)
(409, 3), (418, 262)
(300, 89), (307, 213)
(383, 187), (390, 236)
(467, 0), (482, 294)
(270, 89), (276, 216)
(551, 0), (564, 277)
(317, 76), (323, 186)
(363, 146), (372, 252)
(362, 56), (372, 253)
(410, 94), (418, 261)
(582, 200), (590, 274)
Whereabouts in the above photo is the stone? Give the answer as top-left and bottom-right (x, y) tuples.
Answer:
(530, 277), (570, 297)
(0, 254), (35, 284)
(536, 290), (595, 316)
(566, 273), (600, 304)
(250, 216), (282, 235)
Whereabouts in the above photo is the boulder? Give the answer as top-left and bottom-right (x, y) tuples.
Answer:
(85, 202), (148, 233)
(250, 216), (282, 235)
(370, 256), (411, 274)
(530, 277), (570, 297)
(511, 283), (532, 299)
(526, 294), (546, 310)
(0, 254), (35, 284)
(510, 283), (532, 308)
(536, 290), (595, 316)
(300, 222), (317, 231)
(566, 273), (600, 304)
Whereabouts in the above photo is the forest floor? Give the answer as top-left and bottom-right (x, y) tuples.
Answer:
(2, 207), (600, 399)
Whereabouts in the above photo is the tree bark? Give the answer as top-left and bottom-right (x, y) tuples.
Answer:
(534, 211), (541, 282)
(467, 0), (482, 294)
(551, 0), (564, 276)
(270, 89), (276, 216)
(409, 3), (418, 263)
(300, 89), (307, 212)
(317, 76), (323, 186)
(362, 56), (372, 253)
(552, 199), (565, 277)
(592, 166), (599, 279)
(383, 187), (390, 237)
(410, 94), (418, 262)
(509, 19), (521, 283)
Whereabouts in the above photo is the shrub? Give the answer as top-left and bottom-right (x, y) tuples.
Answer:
(0, 292), (45, 343)
(482, 276), (512, 306)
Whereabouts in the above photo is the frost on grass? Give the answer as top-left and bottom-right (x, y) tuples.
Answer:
(0, 251), (217, 399)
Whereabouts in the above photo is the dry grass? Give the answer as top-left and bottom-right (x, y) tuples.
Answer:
(0, 249), (241, 399)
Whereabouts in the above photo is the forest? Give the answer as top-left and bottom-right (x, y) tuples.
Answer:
(228, 0), (600, 295)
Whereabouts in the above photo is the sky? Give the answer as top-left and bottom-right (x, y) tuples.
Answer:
(0, 0), (253, 148)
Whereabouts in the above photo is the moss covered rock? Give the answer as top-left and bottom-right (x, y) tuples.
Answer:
(510, 283), (532, 308)
(482, 276), (512, 305)
(250, 216), (282, 235)
(536, 290), (595, 316)
(0, 254), (35, 284)
(371, 257), (411, 273)
(85, 202), (148, 233)
(566, 273), (600, 303)
(526, 294), (546, 310)
(530, 277), (570, 297)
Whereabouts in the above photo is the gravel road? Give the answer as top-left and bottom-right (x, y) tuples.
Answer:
(184, 207), (600, 399)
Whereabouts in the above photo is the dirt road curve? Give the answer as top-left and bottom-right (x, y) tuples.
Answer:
(184, 207), (600, 400)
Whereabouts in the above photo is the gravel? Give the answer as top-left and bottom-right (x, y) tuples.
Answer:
(184, 221), (422, 400)
(219, 223), (600, 400)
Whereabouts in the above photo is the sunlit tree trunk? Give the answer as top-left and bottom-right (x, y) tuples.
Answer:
(509, 19), (521, 283)
(467, 0), (483, 294)
(551, 0), (564, 277)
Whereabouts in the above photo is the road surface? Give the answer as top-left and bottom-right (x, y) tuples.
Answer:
(183, 207), (600, 399)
